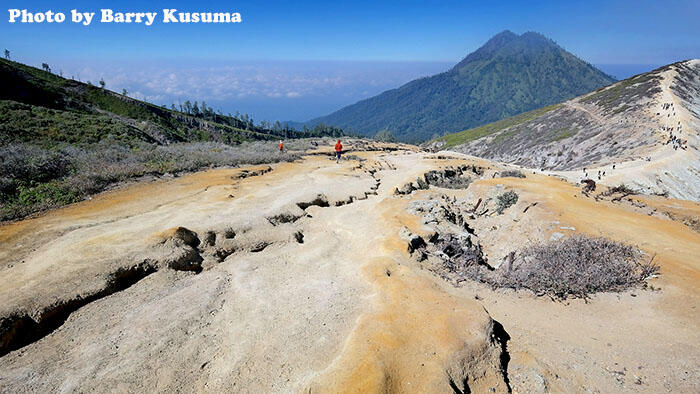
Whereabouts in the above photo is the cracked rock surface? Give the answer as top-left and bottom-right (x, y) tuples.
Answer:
(1, 145), (698, 393)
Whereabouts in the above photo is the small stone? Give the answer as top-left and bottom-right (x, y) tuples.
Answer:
(549, 232), (564, 241)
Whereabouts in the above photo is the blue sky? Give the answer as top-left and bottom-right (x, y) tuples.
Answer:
(2, 0), (699, 121)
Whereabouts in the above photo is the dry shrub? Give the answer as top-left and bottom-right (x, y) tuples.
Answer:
(431, 233), (489, 279)
(423, 167), (478, 189)
(499, 169), (525, 178)
(597, 183), (638, 200)
(607, 184), (638, 195)
(491, 235), (659, 299)
(496, 190), (518, 214)
(1, 141), (302, 221)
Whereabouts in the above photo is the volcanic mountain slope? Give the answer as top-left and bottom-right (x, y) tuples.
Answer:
(304, 30), (615, 143)
(1, 142), (698, 393)
(432, 60), (700, 201)
(0, 58), (302, 145)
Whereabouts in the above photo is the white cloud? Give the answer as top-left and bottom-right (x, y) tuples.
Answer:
(60, 60), (451, 119)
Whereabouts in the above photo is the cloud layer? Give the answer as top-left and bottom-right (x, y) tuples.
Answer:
(58, 60), (450, 121)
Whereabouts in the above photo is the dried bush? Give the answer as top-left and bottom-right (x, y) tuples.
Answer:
(433, 233), (488, 275)
(1, 141), (302, 221)
(490, 235), (659, 299)
(581, 179), (596, 194)
(424, 168), (473, 189)
(0, 144), (72, 185)
(600, 183), (638, 197)
(595, 183), (639, 202)
(410, 198), (659, 299)
(495, 190), (518, 214)
(499, 170), (525, 178)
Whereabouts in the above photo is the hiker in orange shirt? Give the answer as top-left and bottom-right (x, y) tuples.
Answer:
(278, 140), (284, 152)
(334, 139), (343, 162)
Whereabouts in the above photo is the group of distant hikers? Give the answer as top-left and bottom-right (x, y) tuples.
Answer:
(278, 139), (344, 162)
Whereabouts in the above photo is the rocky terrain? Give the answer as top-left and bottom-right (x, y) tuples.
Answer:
(431, 60), (700, 201)
(1, 141), (698, 393)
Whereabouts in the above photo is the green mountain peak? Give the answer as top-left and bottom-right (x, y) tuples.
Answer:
(306, 31), (616, 143)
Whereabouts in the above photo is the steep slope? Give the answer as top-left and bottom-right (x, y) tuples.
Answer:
(0, 58), (297, 145)
(305, 31), (615, 143)
(432, 60), (700, 200)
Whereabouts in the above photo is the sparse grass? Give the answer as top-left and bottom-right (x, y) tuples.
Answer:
(435, 104), (561, 148)
(0, 141), (301, 221)
(611, 104), (630, 115)
(490, 127), (520, 145)
(550, 127), (575, 141)
(0, 100), (143, 145)
(491, 235), (659, 299)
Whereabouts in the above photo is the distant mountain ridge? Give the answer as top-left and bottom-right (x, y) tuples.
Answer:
(304, 30), (616, 143)
(430, 60), (700, 201)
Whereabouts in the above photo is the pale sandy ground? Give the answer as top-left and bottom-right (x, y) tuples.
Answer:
(1, 145), (698, 393)
(409, 152), (700, 392)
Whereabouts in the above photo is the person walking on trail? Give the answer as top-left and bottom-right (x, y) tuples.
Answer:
(278, 140), (284, 152)
(334, 139), (343, 163)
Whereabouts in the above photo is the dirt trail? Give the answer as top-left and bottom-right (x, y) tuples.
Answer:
(555, 63), (700, 201)
(1, 148), (698, 393)
(565, 101), (605, 124)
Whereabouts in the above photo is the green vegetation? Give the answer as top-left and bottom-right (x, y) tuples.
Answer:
(374, 129), (396, 142)
(551, 127), (575, 141)
(0, 57), (351, 221)
(307, 30), (615, 143)
(0, 141), (304, 221)
(0, 58), (350, 145)
(435, 104), (560, 148)
(0, 101), (144, 145)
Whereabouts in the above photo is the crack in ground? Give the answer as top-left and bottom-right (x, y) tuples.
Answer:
(0, 262), (159, 357)
(0, 227), (209, 358)
(448, 374), (471, 394)
(491, 319), (512, 393)
(1, 158), (388, 358)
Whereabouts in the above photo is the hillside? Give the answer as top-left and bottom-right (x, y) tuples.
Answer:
(304, 31), (616, 143)
(431, 60), (700, 200)
(0, 58), (329, 145)
(0, 59), (347, 222)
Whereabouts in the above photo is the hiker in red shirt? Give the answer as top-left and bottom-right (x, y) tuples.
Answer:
(334, 139), (343, 162)
(278, 140), (284, 152)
